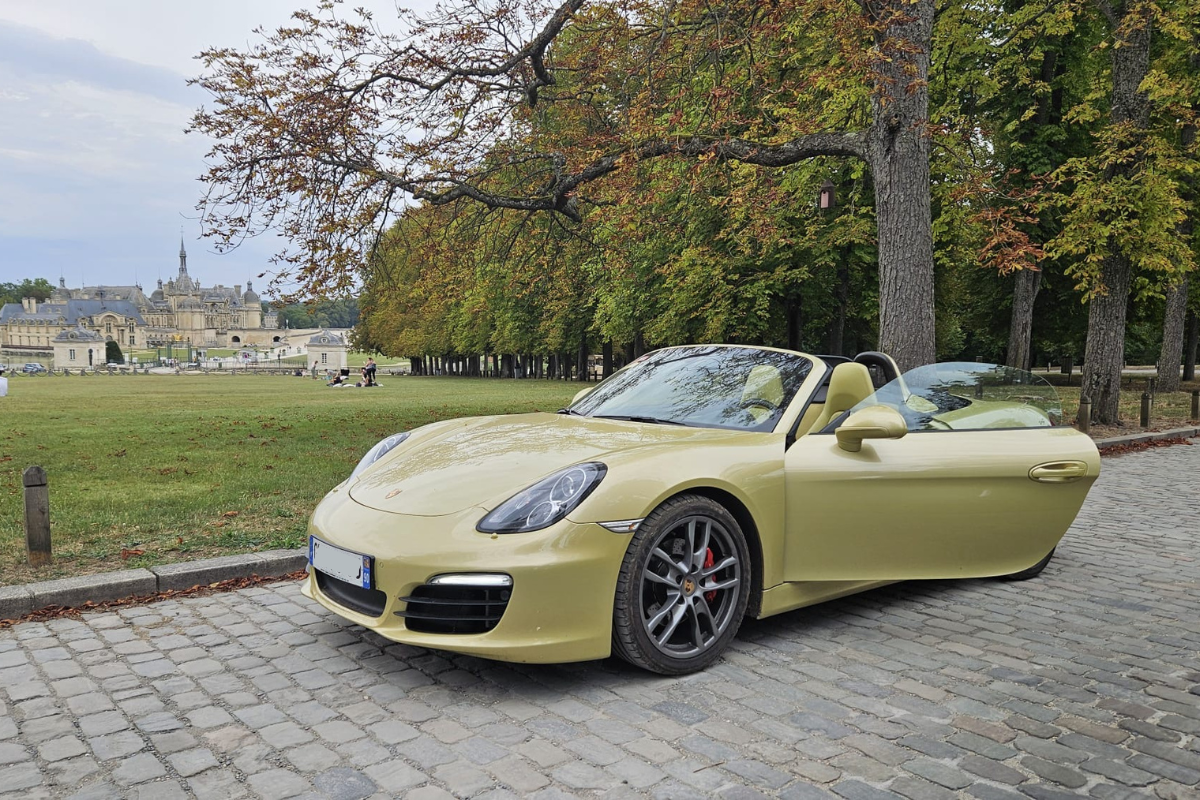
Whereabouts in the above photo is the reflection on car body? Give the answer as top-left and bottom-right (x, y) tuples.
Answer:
(304, 346), (1099, 674)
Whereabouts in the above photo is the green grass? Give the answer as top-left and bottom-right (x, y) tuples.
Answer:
(0, 374), (578, 586)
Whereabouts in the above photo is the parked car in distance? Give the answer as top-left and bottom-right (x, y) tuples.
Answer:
(22, 363), (47, 373)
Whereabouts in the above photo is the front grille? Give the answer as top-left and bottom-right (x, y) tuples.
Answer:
(315, 570), (387, 618)
(396, 584), (511, 634)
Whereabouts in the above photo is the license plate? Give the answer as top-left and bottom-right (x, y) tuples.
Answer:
(309, 536), (374, 589)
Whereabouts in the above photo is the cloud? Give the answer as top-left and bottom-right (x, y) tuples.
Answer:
(0, 21), (191, 105)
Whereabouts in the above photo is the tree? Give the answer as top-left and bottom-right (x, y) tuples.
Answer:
(192, 0), (945, 370)
(0, 278), (54, 305)
(105, 341), (124, 364)
(1046, 0), (1196, 422)
(1155, 25), (1198, 393)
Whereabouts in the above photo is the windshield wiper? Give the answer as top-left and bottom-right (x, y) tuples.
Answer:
(592, 414), (686, 426)
(556, 407), (585, 416)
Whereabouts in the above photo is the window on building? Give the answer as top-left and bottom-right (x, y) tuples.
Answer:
(69, 349), (76, 361)
(321, 353), (328, 364)
(106, 322), (112, 333)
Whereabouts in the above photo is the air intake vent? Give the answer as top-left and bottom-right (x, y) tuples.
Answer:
(397, 583), (511, 634)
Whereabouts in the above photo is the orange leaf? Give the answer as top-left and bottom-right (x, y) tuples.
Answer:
(120, 548), (145, 560)
(221, 511), (239, 518)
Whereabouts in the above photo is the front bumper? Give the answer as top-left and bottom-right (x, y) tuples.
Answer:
(300, 487), (632, 664)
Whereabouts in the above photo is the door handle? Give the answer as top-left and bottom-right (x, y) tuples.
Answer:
(1029, 461), (1088, 483)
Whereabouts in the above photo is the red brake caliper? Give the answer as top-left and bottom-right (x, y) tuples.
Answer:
(704, 548), (717, 602)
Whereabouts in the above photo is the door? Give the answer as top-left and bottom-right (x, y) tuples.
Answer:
(782, 362), (1100, 581)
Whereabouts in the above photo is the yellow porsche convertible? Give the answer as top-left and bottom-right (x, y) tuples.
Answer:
(303, 345), (1099, 674)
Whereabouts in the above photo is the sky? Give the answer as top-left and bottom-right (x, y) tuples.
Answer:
(0, 0), (430, 296)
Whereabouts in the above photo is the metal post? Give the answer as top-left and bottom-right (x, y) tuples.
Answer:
(1078, 396), (1091, 434)
(1140, 391), (1151, 428)
(1191, 389), (1199, 422)
(23, 466), (51, 567)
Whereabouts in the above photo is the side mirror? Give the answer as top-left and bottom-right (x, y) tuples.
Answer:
(835, 405), (907, 452)
(571, 387), (592, 404)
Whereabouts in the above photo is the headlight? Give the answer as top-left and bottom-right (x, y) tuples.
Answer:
(349, 432), (410, 481)
(477, 462), (607, 533)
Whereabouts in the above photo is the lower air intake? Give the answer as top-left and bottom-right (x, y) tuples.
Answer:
(397, 583), (511, 634)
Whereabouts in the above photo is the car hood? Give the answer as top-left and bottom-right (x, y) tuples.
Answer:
(347, 412), (738, 516)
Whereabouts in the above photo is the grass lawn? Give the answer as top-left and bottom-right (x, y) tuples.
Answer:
(1051, 382), (1200, 435)
(1, 374), (578, 586)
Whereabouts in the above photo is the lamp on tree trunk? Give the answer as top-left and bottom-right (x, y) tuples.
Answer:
(818, 180), (836, 212)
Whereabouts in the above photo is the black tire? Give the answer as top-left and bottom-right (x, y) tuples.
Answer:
(999, 547), (1055, 580)
(612, 494), (751, 674)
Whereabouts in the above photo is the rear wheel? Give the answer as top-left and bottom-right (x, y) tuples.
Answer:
(612, 495), (751, 674)
(1000, 547), (1055, 580)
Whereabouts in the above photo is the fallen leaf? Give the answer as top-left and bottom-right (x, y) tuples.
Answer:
(221, 511), (239, 518)
(120, 548), (145, 560)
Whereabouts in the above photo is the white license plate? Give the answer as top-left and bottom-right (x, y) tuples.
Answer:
(309, 536), (373, 589)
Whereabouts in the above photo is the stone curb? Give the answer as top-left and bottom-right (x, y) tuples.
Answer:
(1095, 426), (1200, 452)
(0, 548), (307, 621)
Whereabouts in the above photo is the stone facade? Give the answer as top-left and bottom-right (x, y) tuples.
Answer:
(52, 326), (107, 368)
(307, 330), (349, 372)
(0, 239), (280, 359)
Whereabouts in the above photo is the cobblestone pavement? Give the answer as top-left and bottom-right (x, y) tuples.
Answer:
(2, 443), (1198, 800)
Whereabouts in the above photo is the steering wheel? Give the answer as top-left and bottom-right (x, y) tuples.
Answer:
(740, 397), (779, 412)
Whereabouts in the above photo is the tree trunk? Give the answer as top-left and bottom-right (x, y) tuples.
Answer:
(1158, 278), (1188, 392)
(1007, 268), (1042, 371)
(828, 263), (849, 357)
(1082, 254), (1133, 423)
(1184, 310), (1198, 382)
(1160, 82), (1195, 393)
(602, 341), (613, 377)
(864, 0), (936, 371)
(576, 334), (588, 382)
(786, 294), (803, 351)
(1080, 8), (1151, 425)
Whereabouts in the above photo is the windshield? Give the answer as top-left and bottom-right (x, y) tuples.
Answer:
(839, 362), (1063, 432)
(571, 346), (812, 431)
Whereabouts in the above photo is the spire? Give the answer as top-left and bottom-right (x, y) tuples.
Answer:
(179, 231), (188, 274)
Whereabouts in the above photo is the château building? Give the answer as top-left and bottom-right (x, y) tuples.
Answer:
(0, 239), (282, 363)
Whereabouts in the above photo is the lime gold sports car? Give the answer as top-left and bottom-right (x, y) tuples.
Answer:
(303, 345), (1099, 674)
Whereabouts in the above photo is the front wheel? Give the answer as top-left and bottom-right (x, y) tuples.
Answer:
(612, 495), (751, 674)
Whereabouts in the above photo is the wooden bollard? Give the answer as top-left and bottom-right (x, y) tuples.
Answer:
(1077, 395), (1091, 434)
(1140, 391), (1151, 429)
(23, 466), (51, 567)
(1192, 389), (1199, 422)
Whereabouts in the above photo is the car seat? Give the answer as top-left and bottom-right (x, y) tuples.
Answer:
(808, 362), (877, 432)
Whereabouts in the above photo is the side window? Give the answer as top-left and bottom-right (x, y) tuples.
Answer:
(845, 363), (1063, 432)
